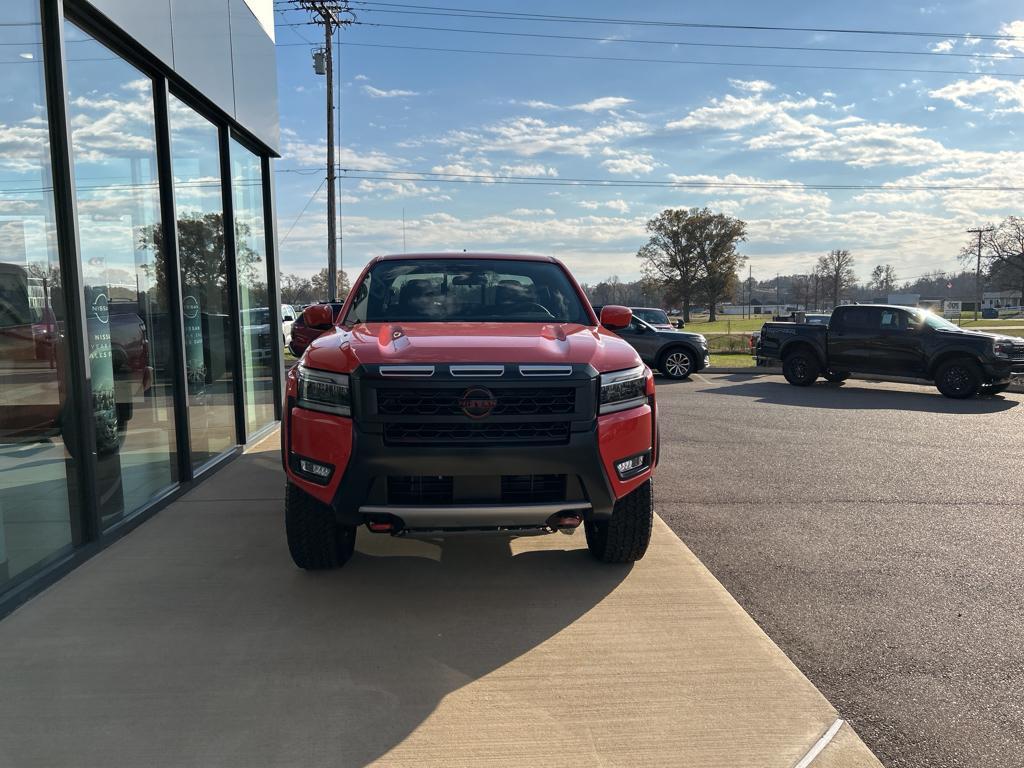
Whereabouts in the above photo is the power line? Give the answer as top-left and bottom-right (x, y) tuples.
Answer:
(347, 2), (1024, 41)
(325, 40), (1024, 80)
(279, 177), (327, 245)
(323, 168), (1024, 192)
(345, 21), (1024, 61)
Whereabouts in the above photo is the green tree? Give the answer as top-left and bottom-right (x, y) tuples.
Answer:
(959, 217), (1024, 300)
(636, 209), (704, 322)
(310, 267), (349, 300)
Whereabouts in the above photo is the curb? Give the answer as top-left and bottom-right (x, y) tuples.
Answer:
(701, 367), (1024, 393)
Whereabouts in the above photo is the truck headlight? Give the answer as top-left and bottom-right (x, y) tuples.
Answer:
(599, 364), (647, 414)
(993, 339), (1014, 359)
(296, 364), (351, 416)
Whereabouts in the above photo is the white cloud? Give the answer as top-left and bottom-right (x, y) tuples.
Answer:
(354, 74), (369, 81)
(281, 136), (403, 171)
(578, 199), (631, 213)
(436, 115), (650, 158)
(569, 96), (634, 112)
(729, 79), (776, 93)
(510, 208), (556, 216)
(515, 96), (633, 112)
(995, 20), (1024, 54)
(599, 150), (658, 175)
(363, 85), (420, 99)
(930, 39), (956, 53)
(928, 76), (1024, 114)
(499, 163), (559, 177)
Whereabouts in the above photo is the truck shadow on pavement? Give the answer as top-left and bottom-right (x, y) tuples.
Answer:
(278, 535), (631, 766)
(701, 379), (1019, 413)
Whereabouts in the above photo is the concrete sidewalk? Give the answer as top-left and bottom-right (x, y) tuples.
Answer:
(0, 432), (882, 767)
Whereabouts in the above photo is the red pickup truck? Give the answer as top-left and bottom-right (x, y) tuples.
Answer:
(282, 253), (657, 570)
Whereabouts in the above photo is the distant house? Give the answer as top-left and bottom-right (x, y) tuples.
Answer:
(983, 290), (1022, 309)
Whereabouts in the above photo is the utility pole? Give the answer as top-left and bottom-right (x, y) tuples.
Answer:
(776, 273), (781, 313)
(300, 2), (354, 300)
(967, 227), (994, 322)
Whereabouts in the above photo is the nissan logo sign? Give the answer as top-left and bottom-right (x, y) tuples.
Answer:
(458, 387), (498, 419)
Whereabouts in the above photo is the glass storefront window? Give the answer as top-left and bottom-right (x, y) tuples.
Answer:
(167, 95), (236, 468)
(230, 139), (274, 436)
(64, 21), (179, 528)
(0, 1), (77, 588)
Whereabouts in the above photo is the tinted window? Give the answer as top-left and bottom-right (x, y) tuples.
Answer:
(838, 307), (882, 331)
(880, 309), (909, 331)
(344, 259), (588, 324)
(635, 309), (669, 325)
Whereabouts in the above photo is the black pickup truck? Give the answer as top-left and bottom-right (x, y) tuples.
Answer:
(757, 304), (1024, 398)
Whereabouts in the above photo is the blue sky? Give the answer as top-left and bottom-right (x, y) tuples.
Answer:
(271, 1), (1024, 286)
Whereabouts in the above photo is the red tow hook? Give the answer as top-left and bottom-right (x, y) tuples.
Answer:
(367, 521), (394, 534)
(547, 513), (583, 533)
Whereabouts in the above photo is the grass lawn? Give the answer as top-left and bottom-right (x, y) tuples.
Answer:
(707, 353), (757, 369)
(680, 316), (768, 334)
(956, 317), (1024, 329)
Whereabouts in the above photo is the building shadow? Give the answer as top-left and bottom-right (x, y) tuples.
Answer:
(701, 379), (1019, 414)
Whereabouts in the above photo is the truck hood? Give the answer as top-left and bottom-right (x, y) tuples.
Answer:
(303, 321), (641, 373)
(936, 328), (1024, 344)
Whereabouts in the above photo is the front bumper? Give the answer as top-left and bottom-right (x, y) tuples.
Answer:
(283, 363), (655, 531)
(981, 359), (1024, 383)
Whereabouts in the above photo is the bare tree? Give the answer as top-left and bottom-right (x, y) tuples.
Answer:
(816, 249), (857, 308)
(868, 264), (898, 294)
(959, 217), (1024, 300)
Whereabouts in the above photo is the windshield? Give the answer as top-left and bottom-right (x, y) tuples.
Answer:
(635, 308), (669, 325)
(918, 311), (961, 332)
(343, 258), (590, 324)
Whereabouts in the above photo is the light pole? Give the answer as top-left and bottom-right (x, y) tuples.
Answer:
(967, 227), (994, 322)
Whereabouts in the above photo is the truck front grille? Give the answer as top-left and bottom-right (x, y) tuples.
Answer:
(501, 474), (567, 503)
(387, 475), (454, 505)
(383, 421), (571, 446)
(377, 387), (576, 417)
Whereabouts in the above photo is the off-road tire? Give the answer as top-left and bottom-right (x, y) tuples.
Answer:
(980, 382), (1010, 396)
(285, 482), (356, 570)
(659, 347), (696, 379)
(585, 478), (653, 563)
(824, 370), (850, 383)
(782, 348), (820, 386)
(935, 359), (982, 399)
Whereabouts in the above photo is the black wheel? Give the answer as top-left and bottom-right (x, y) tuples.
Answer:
(824, 370), (850, 383)
(980, 382), (1010, 396)
(585, 479), (653, 564)
(660, 348), (695, 379)
(782, 349), (820, 386)
(285, 482), (356, 570)
(935, 359), (982, 399)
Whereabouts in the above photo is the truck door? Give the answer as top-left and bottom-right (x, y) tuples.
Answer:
(829, 307), (883, 372)
(874, 308), (927, 376)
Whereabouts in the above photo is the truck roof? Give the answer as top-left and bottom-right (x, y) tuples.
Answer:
(373, 252), (557, 263)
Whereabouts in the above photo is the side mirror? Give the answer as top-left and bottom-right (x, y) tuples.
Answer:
(600, 305), (632, 331)
(303, 304), (334, 330)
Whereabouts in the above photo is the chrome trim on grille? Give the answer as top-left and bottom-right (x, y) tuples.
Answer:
(518, 364), (573, 377)
(379, 365), (435, 377)
(449, 364), (505, 377)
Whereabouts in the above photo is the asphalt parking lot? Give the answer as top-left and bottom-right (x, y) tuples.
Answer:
(655, 372), (1024, 768)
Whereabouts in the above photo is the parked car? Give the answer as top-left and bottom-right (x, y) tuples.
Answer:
(599, 311), (709, 379)
(757, 304), (1024, 398)
(288, 300), (344, 357)
(281, 303), (297, 346)
(282, 253), (657, 570)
